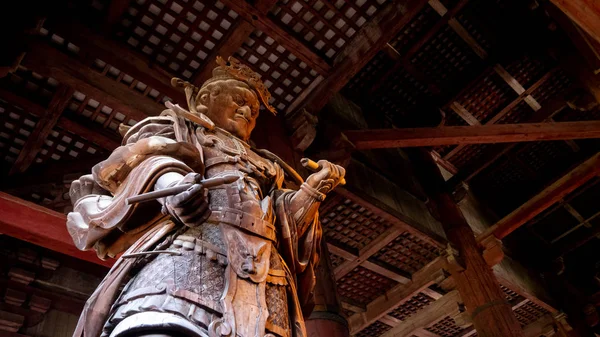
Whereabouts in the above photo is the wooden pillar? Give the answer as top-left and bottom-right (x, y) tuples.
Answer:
(306, 240), (349, 337)
(406, 149), (523, 337)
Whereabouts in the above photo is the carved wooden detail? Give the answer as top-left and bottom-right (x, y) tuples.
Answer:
(65, 57), (345, 337)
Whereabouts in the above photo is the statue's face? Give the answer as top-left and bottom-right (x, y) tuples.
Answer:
(198, 80), (260, 141)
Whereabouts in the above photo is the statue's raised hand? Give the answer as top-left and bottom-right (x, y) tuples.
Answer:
(162, 172), (211, 227)
(305, 160), (346, 195)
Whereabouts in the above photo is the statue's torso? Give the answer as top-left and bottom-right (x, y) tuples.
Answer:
(103, 127), (291, 337)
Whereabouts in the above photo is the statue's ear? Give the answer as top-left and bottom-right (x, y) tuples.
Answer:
(199, 92), (209, 103)
(196, 92), (210, 115)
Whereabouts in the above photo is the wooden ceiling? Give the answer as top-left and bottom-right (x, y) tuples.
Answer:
(1, 0), (600, 336)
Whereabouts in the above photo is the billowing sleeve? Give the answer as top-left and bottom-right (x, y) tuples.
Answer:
(67, 112), (203, 259)
(273, 188), (322, 315)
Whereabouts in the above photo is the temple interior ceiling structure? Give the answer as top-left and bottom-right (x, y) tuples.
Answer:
(1, 0), (600, 336)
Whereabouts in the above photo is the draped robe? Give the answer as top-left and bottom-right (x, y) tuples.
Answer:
(67, 109), (322, 337)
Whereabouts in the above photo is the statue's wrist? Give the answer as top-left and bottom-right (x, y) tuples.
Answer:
(300, 182), (326, 202)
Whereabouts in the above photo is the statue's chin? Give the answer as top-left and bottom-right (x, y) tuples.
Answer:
(223, 120), (250, 141)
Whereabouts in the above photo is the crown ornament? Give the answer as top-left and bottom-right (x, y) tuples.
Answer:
(213, 56), (276, 115)
(171, 56), (277, 115)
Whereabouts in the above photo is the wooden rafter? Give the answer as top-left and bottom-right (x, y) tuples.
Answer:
(493, 64), (542, 111)
(334, 227), (407, 282)
(334, 187), (446, 250)
(550, 0), (600, 45)
(301, 0), (430, 114)
(22, 41), (160, 121)
(449, 102), (481, 126)
(371, 0), (471, 96)
(348, 256), (447, 334)
(328, 242), (411, 285)
(443, 68), (557, 161)
(46, 21), (185, 103)
(379, 290), (461, 337)
(344, 120), (600, 149)
(477, 152), (600, 241)
(0, 89), (121, 151)
(546, 3), (600, 74)
(427, 0), (487, 60)
(9, 84), (74, 174)
(217, 0), (330, 75)
(192, 0), (279, 86)
(445, 87), (571, 190)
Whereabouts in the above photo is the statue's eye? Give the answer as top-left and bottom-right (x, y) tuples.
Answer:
(234, 96), (245, 106)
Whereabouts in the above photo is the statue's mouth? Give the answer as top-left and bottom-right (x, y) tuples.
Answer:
(234, 115), (249, 123)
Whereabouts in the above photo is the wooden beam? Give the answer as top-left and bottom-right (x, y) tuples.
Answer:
(361, 261), (411, 284)
(302, 0), (430, 114)
(217, 0), (330, 75)
(334, 226), (407, 281)
(550, 0), (600, 45)
(56, 117), (121, 150)
(450, 102), (481, 126)
(378, 315), (402, 327)
(192, 0), (278, 86)
(327, 243), (412, 285)
(345, 121), (600, 149)
(379, 290), (461, 337)
(0, 89), (121, 151)
(493, 65), (542, 111)
(0, 192), (111, 267)
(427, 0), (487, 60)
(478, 152), (600, 240)
(371, 0), (470, 96)
(413, 327), (443, 337)
(334, 187), (446, 249)
(47, 21), (185, 103)
(443, 69), (557, 161)
(348, 256), (447, 334)
(9, 84), (74, 174)
(22, 41), (159, 121)
(446, 89), (570, 190)
(547, 3), (600, 74)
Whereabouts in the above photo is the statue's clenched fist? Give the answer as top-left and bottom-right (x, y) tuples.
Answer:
(305, 160), (346, 195)
(161, 172), (211, 227)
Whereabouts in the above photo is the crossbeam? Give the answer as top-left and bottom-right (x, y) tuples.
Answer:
(344, 121), (600, 149)
(348, 256), (447, 334)
(380, 290), (461, 337)
(9, 84), (74, 174)
(22, 41), (160, 121)
(550, 0), (600, 45)
(0, 192), (111, 267)
(478, 152), (600, 241)
(302, 0), (430, 114)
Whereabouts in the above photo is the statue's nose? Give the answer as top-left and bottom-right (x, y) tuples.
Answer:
(237, 106), (252, 120)
(241, 259), (256, 274)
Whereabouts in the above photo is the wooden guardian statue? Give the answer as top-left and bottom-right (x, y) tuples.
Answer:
(66, 56), (345, 337)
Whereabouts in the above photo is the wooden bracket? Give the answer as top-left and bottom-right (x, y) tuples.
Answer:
(445, 244), (465, 273)
(481, 235), (504, 267)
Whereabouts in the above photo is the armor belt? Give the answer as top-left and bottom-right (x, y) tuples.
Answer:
(209, 207), (276, 242)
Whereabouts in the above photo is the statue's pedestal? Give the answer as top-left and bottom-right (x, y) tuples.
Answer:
(306, 312), (349, 337)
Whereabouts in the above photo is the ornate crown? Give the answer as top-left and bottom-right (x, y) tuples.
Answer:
(171, 56), (277, 115)
(212, 56), (276, 115)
